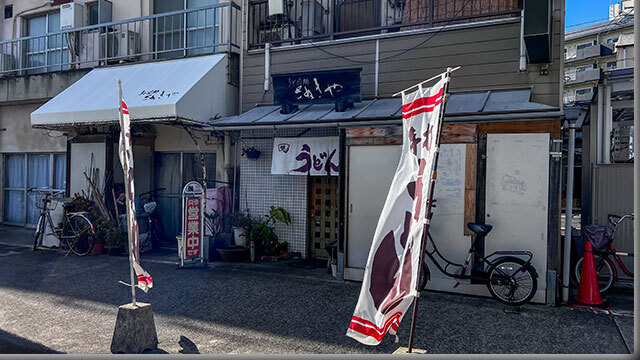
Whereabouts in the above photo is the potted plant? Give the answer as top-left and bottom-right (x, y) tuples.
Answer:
(97, 218), (125, 256)
(245, 206), (291, 258)
(231, 210), (251, 247)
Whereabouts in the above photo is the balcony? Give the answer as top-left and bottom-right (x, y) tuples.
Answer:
(565, 44), (614, 63)
(248, 0), (521, 48)
(564, 68), (601, 86)
(0, 3), (240, 77)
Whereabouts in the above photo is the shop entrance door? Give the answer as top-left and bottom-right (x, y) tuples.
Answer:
(309, 176), (339, 259)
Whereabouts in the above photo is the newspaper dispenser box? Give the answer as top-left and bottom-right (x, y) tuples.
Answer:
(179, 181), (205, 268)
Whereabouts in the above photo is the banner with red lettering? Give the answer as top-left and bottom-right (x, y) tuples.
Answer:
(185, 197), (202, 258)
(118, 98), (153, 293)
(346, 75), (448, 345)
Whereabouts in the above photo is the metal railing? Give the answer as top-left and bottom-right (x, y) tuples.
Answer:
(248, 0), (521, 48)
(0, 3), (240, 76)
(564, 67), (601, 85)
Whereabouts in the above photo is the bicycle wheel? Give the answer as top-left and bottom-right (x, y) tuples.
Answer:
(63, 215), (95, 256)
(574, 254), (614, 293)
(419, 262), (429, 291)
(33, 215), (45, 251)
(487, 257), (537, 306)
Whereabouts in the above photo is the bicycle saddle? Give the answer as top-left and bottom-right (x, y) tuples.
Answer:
(467, 223), (493, 236)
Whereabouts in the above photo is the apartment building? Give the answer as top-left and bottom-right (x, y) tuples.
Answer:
(563, 1), (634, 105)
(0, 0), (241, 240)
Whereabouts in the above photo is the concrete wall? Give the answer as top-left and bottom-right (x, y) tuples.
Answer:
(0, 102), (66, 152)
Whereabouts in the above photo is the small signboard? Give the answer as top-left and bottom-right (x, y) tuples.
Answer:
(272, 68), (362, 105)
(180, 181), (205, 267)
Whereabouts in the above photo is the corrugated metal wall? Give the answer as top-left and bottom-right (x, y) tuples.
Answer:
(591, 163), (633, 278)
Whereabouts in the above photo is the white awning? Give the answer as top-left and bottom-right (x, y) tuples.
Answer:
(31, 54), (230, 128)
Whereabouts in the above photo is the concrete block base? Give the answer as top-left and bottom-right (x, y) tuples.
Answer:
(110, 302), (158, 354)
(393, 347), (428, 354)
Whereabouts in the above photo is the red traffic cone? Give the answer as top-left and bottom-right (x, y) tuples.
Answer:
(572, 241), (608, 310)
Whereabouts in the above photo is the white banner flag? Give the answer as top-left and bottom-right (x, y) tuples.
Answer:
(346, 75), (448, 345)
(118, 98), (153, 293)
(271, 137), (339, 176)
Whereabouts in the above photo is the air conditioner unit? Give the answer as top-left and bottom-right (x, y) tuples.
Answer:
(60, 2), (84, 30)
(100, 30), (140, 62)
(301, 0), (325, 37)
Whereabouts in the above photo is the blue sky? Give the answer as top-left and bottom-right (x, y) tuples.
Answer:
(566, 0), (612, 30)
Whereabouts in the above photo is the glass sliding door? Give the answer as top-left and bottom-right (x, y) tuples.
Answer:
(154, 152), (216, 240)
(153, 0), (220, 58)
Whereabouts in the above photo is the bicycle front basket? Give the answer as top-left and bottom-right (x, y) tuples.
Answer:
(582, 225), (613, 251)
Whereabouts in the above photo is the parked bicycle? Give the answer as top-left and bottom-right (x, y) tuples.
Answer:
(30, 188), (96, 256)
(419, 200), (539, 306)
(574, 213), (634, 293)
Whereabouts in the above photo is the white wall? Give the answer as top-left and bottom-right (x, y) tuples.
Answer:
(69, 142), (106, 197)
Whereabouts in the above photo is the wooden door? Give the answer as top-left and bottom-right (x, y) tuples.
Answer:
(309, 176), (339, 258)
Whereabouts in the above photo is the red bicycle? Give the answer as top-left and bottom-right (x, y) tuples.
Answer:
(574, 213), (634, 293)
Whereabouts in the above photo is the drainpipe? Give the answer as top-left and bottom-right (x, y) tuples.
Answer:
(603, 84), (612, 164)
(633, 0), (638, 321)
(562, 120), (576, 303)
(596, 85), (604, 163)
(519, 8), (527, 72)
(374, 39), (380, 97)
(224, 133), (231, 183)
(264, 42), (271, 92)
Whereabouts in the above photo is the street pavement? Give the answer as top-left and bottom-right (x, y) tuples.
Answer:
(0, 226), (634, 354)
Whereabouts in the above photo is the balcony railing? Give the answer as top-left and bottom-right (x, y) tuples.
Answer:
(565, 44), (614, 63)
(564, 68), (601, 85)
(0, 3), (240, 76)
(248, 0), (521, 48)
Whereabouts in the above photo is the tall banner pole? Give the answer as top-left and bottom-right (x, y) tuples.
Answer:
(118, 79), (136, 306)
(406, 68), (452, 353)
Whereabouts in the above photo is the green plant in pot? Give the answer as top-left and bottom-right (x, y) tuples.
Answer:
(95, 218), (126, 255)
(231, 210), (251, 247)
(246, 206), (291, 258)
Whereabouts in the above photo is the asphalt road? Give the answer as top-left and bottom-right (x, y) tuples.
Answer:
(0, 226), (634, 354)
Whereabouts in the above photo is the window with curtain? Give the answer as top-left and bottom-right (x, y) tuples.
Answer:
(3, 154), (26, 224)
(25, 12), (68, 74)
(2, 153), (66, 227)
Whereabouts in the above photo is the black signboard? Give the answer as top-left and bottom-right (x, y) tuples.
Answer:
(272, 68), (362, 106)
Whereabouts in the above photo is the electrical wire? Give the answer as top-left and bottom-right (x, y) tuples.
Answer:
(304, 0), (475, 65)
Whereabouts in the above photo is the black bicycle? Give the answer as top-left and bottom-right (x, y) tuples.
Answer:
(419, 202), (539, 306)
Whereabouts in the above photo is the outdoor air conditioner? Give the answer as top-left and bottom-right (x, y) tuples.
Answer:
(60, 2), (84, 30)
(301, 0), (325, 37)
(99, 30), (140, 62)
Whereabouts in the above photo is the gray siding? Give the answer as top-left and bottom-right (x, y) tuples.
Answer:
(591, 163), (633, 279)
(242, 1), (563, 112)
